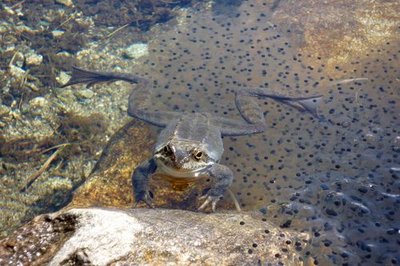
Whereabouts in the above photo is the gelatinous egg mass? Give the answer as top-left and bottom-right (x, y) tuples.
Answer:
(130, 1), (399, 264)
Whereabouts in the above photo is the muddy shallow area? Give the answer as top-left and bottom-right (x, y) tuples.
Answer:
(0, 0), (399, 265)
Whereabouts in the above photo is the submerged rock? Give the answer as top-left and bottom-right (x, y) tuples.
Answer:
(122, 43), (149, 60)
(0, 208), (308, 265)
(74, 88), (95, 99)
(25, 52), (43, 66)
(56, 0), (74, 8)
(69, 120), (156, 209)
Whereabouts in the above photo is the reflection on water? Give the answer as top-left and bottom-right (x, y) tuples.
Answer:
(1, 0), (399, 264)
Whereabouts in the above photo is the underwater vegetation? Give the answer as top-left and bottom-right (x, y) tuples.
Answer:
(0, 0), (205, 237)
(0, 0), (399, 265)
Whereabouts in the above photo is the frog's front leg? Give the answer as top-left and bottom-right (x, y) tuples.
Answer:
(132, 158), (157, 208)
(198, 164), (234, 212)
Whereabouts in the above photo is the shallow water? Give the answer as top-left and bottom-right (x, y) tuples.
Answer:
(129, 2), (399, 264)
(1, 0), (399, 265)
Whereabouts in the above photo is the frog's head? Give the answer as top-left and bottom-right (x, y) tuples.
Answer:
(154, 139), (215, 176)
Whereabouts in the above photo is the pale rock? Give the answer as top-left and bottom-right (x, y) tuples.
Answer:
(15, 25), (39, 35)
(3, 6), (15, 16)
(25, 53), (43, 66)
(56, 51), (72, 58)
(56, 89), (76, 104)
(122, 43), (149, 60)
(75, 89), (95, 99)
(56, 71), (70, 85)
(29, 97), (48, 108)
(55, 0), (74, 7)
(52, 30), (65, 38)
(9, 65), (25, 79)
(0, 105), (11, 116)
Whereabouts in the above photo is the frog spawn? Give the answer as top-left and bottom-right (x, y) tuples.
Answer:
(122, 1), (399, 264)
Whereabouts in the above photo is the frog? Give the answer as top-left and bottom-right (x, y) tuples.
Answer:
(63, 67), (322, 211)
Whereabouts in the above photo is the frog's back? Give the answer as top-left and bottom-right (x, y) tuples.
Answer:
(155, 113), (224, 161)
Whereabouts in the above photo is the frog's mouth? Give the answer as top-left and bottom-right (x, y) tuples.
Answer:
(154, 155), (210, 178)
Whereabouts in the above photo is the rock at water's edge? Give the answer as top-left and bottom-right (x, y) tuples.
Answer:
(0, 208), (309, 265)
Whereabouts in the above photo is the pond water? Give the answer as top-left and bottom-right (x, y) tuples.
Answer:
(0, 0), (399, 265)
(130, 2), (399, 264)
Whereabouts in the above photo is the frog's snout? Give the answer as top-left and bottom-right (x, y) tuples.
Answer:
(172, 150), (189, 169)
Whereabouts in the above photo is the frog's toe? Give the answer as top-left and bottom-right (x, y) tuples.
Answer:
(134, 191), (154, 208)
(198, 194), (222, 212)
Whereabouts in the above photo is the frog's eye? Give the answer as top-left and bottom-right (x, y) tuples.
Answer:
(193, 151), (203, 161)
(163, 145), (173, 154)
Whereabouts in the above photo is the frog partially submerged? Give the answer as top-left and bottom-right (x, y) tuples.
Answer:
(63, 67), (322, 211)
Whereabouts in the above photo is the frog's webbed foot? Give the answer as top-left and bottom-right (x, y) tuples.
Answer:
(132, 158), (157, 209)
(235, 87), (323, 121)
(198, 188), (242, 212)
(198, 164), (234, 212)
(198, 192), (223, 212)
(62, 66), (147, 88)
(134, 190), (155, 208)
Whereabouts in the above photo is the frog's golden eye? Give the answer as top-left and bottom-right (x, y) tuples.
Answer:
(193, 151), (203, 160)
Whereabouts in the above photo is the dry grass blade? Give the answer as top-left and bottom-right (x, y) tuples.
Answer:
(20, 143), (70, 192)
(57, 16), (74, 29)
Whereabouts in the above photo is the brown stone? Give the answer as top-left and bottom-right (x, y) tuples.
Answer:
(68, 119), (156, 208)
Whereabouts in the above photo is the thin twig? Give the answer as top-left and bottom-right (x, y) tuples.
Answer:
(40, 143), (71, 154)
(17, 70), (29, 109)
(20, 143), (69, 192)
(160, 0), (179, 4)
(10, 0), (25, 9)
(105, 23), (130, 39)
(18, 92), (24, 110)
(19, 69), (29, 88)
(55, 14), (75, 29)
(228, 189), (242, 212)
(330, 78), (368, 104)
(8, 52), (17, 66)
(55, 14), (75, 30)
(354, 87), (362, 104)
(332, 77), (368, 85)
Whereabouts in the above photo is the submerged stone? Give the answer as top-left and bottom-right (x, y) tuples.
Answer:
(74, 88), (95, 99)
(69, 120), (156, 208)
(25, 52), (43, 66)
(122, 43), (149, 60)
